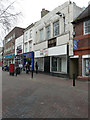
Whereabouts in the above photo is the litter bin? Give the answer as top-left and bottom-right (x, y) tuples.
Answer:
(10, 64), (14, 76)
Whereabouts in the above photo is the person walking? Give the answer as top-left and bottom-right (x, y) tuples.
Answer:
(35, 62), (38, 74)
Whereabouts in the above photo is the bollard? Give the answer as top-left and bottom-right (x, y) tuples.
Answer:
(31, 70), (33, 78)
(73, 73), (75, 86)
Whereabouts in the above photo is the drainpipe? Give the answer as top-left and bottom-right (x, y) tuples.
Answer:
(67, 43), (69, 78)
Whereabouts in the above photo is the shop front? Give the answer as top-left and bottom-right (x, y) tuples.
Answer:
(3, 54), (15, 66)
(35, 49), (48, 72)
(35, 44), (68, 77)
(23, 51), (34, 71)
(82, 55), (90, 77)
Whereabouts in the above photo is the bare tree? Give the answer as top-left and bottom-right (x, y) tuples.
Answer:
(0, 0), (22, 46)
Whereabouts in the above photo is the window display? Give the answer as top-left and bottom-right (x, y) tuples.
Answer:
(52, 57), (57, 71)
(85, 59), (90, 76)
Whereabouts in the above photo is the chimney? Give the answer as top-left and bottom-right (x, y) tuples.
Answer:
(41, 8), (49, 18)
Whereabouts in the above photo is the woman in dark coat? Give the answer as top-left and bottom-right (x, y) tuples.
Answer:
(35, 62), (38, 74)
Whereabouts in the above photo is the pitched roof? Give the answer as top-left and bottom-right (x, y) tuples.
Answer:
(72, 5), (90, 24)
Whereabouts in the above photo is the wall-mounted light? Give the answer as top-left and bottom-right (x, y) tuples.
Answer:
(56, 11), (62, 17)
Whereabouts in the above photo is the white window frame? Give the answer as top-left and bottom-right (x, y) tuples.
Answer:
(40, 28), (44, 41)
(46, 25), (51, 40)
(53, 20), (59, 37)
(29, 41), (32, 51)
(30, 30), (32, 38)
(84, 19), (90, 35)
(25, 32), (28, 41)
(25, 43), (28, 53)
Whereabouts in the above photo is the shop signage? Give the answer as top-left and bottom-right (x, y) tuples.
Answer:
(17, 45), (22, 54)
(40, 50), (44, 55)
(44, 50), (48, 56)
(40, 49), (48, 56)
(26, 52), (32, 58)
(73, 40), (79, 50)
(4, 54), (15, 59)
(23, 52), (34, 59)
(48, 38), (56, 48)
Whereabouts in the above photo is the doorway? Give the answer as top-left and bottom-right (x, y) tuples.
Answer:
(70, 58), (78, 78)
(44, 56), (50, 73)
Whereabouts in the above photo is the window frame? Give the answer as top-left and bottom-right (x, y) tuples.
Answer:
(30, 30), (32, 38)
(53, 20), (59, 37)
(25, 32), (28, 41)
(40, 28), (44, 41)
(84, 19), (90, 35)
(46, 25), (51, 40)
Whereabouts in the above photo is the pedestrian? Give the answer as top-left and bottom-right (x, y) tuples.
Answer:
(35, 62), (38, 74)
(26, 62), (30, 74)
(19, 63), (23, 73)
(15, 64), (18, 76)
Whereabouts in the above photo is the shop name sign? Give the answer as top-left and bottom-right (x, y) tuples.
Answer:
(40, 49), (48, 56)
(4, 54), (15, 59)
(26, 53), (32, 58)
(73, 40), (79, 50)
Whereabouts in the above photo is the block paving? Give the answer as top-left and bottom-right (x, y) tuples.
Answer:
(2, 70), (88, 118)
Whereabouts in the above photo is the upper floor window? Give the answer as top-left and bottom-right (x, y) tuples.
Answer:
(26, 32), (28, 41)
(40, 29), (44, 41)
(30, 30), (32, 38)
(46, 25), (51, 40)
(53, 21), (59, 36)
(84, 20), (90, 35)
(29, 41), (32, 51)
(25, 43), (28, 53)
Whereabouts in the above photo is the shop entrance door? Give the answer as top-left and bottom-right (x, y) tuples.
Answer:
(70, 58), (78, 78)
(44, 56), (50, 73)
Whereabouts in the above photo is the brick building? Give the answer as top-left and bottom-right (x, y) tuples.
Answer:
(3, 27), (24, 67)
(71, 5), (90, 79)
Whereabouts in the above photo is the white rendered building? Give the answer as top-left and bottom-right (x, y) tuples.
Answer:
(33, 1), (83, 77)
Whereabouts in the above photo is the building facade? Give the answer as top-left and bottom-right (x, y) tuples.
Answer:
(23, 23), (35, 70)
(0, 47), (3, 67)
(15, 35), (24, 66)
(3, 27), (24, 67)
(71, 5), (90, 79)
(34, 1), (83, 77)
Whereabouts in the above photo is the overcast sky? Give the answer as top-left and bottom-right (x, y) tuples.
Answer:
(0, 0), (89, 46)
(15, 0), (89, 28)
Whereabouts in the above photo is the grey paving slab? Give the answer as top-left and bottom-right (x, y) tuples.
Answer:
(2, 71), (88, 118)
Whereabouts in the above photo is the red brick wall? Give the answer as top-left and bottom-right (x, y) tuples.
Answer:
(4, 27), (24, 57)
(75, 22), (83, 36)
(74, 35), (90, 55)
(73, 19), (90, 77)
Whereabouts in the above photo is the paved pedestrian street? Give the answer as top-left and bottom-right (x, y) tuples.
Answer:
(2, 70), (88, 118)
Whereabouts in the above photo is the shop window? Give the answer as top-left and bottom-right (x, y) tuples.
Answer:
(58, 58), (62, 72)
(84, 19), (90, 35)
(85, 59), (90, 76)
(52, 57), (57, 71)
(53, 21), (59, 36)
